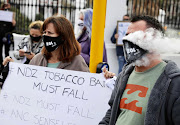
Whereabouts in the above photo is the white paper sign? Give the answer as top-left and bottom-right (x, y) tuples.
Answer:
(0, 10), (13, 22)
(117, 21), (131, 45)
(0, 62), (111, 125)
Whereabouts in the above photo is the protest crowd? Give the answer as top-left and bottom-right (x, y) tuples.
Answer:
(0, 1), (180, 125)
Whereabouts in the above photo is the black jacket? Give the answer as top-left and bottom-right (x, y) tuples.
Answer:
(111, 28), (124, 56)
(99, 60), (180, 125)
(0, 21), (15, 37)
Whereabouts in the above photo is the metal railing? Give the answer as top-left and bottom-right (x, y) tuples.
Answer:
(0, 0), (179, 34)
(127, 0), (180, 29)
(0, 0), (93, 34)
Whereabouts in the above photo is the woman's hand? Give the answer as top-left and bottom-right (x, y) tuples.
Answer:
(19, 49), (25, 57)
(103, 67), (116, 79)
(3, 56), (14, 66)
(24, 52), (35, 60)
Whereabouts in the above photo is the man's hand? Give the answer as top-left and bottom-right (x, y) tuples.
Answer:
(103, 67), (116, 79)
(114, 33), (119, 39)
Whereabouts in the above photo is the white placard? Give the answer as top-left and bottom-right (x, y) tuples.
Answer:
(0, 10), (13, 22)
(0, 62), (111, 125)
(117, 21), (131, 45)
(12, 33), (29, 51)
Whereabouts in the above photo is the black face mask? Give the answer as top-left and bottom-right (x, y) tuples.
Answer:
(123, 40), (148, 64)
(4, 9), (9, 11)
(30, 35), (42, 42)
(43, 35), (64, 52)
(123, 19), (129, 21)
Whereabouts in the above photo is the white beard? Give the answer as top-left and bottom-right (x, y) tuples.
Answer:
(132, 53), (161, 67)
(132, 55), (151, 67)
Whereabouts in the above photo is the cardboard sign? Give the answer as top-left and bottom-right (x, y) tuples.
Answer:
(0, 62), (111, 125)
(0, 10), (13, 22)
(117, 21), (131, 46)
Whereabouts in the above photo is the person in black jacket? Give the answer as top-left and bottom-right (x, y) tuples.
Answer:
(0, 3), (16, 67)
(111, 14), (130, 73)
(99, 15), (180, 125)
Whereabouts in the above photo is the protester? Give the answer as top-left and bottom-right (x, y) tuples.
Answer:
(76, 8), (107, 66)
(111, 14), (130, 73)
(3, 16), (89, 72)
(0, 3), (16, 67)
(13, 20), (44, 64)
(99, 15), (180, 125)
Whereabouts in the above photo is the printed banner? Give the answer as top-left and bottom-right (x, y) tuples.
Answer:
(0, 62), (111, 125)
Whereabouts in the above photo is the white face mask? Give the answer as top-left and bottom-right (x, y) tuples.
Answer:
(77, 19), (84, 30)
(75, 19), (85, 39)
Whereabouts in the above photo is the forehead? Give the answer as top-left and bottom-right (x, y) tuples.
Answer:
(30, 28), (41, 34)
(127, 20), (147, 34)
(45, 23), (55, 30)
(79, 13), (84, 20)
(44, 23), (58, 34)
(123, 15), (129, 20)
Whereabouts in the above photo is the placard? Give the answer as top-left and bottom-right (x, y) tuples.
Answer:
(117, 21), (130, 45)
(0, 62), (111, 125)
(0, 10), (13, 22)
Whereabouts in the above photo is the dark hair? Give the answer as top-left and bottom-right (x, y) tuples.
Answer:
(1, 3), (10, 10)
(123, 14), (130, 21)
(131, 15), (164, 33)
(124, 14), (129, 17)
(41, 16), (81, 62)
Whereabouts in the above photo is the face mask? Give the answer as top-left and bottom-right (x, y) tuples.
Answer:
(123, 19), (129, 21)
(123, 40), (148, 64)
(30, 35), (42, 42)
(43, 35), (64, 52)
(4, 8), (9, 11)
(75, 19), (85, 39)
(77, 19), (84, 30)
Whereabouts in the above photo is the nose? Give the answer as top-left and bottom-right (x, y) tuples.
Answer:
(126, 30), (130, 35)
(43, 32), (48, 36)
(126, 28), (134, 35)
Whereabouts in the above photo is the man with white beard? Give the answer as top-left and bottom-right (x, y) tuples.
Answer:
(100, 15), (180, 125)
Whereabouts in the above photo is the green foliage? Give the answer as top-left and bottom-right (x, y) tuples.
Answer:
(35, 13), (44, 21)
(11, 6), (31, 35)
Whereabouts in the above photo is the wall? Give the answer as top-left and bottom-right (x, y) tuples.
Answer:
(104, 0), (127, 75)
(162, 54), (180, 68)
